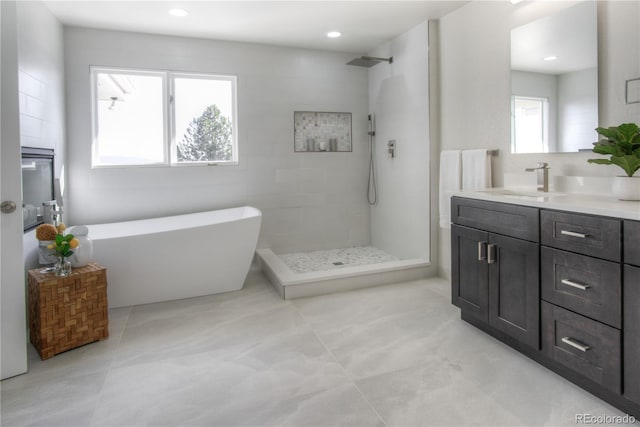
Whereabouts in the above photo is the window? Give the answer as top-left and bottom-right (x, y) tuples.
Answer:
(91, 67), (237, 167)
(511, 96), (549, 154)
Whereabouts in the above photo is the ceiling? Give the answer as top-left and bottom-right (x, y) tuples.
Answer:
(43, 1), (468, 54)
(511, 1), (597, 74)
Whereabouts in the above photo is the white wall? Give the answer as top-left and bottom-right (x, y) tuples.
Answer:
(368, 21), (431, 262)
(64, 28), (370, 254)
(438, 0), (640, 278)
(16, 1), (66, 271)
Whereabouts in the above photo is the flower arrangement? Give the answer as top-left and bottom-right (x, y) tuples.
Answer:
(47, 232), (79, 258)
(35, 223), (79, 276)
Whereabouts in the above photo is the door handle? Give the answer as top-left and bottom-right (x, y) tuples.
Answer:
(477, 241), (487, 261)
(561, 337), (590, 352)
(560, 230), (588, 238)
(561, 279), (590, 291)
(1, 201), (17, 214)
(487, 244), (496, 264)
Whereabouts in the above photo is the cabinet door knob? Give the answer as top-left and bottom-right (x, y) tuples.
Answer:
(477, 241), (487, 261)
(487, 244), (496, 264)
(561, 279), (590, 291)
(560, 230), (588, 238)
(561, 337), (591, 352)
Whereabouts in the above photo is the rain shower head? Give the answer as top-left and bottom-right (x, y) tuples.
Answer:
(346, 56), (393, 68)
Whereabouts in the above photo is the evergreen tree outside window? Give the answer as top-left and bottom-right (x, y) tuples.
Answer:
(172, 74), (236, 164)
(177, 105), (233, 162)
(91, 67), (237, 167)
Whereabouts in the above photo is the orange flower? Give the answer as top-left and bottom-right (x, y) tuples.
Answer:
(69, 238), (80, 249)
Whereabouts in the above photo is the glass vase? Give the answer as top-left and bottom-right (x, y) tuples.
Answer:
(54, 257), (72, 277)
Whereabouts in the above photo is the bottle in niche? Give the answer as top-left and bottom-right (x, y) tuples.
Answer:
(307, 138), (315, 152)
(330, 138), (337, 152)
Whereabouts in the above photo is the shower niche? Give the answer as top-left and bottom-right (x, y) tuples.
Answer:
(294, 111), (352, 152)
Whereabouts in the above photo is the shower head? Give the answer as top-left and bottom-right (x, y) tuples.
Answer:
(346, 56), (393, 68)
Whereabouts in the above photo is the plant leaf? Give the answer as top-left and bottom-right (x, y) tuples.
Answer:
(63, 234), (74, 242)
(55, 234), (63, 245)
(595, 126), (620, 140)
(587, 158), (613, 165)
(618, 123), (640, 142)
(610, 155), (640, 177)
(591, 142), (621, 156)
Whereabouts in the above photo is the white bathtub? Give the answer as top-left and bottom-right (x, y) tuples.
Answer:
(88, 206), (262, 308)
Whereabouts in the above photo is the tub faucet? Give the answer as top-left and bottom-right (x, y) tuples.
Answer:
(525, 162), (549, 192)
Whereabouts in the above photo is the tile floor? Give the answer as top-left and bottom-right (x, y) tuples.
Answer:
(0, 267), (631, 426)
(279, 246), (399, 274)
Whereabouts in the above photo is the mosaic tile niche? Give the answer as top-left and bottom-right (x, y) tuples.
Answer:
(294, 111), (352, 152)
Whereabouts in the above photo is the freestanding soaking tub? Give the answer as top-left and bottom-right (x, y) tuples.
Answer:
(88, 206), (262, 308)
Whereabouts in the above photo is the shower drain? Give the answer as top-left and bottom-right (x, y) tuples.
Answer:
(332, 262), (344, 266)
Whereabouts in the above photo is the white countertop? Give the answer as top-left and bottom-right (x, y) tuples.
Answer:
(453, 188), (640, 221)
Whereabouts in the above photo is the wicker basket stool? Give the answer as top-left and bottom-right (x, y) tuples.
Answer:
(28, 262), (109, 359)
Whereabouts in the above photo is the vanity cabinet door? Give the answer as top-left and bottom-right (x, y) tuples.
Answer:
(624, 220), (640, 267)
(452, 224), (489, 322)
(624, 265), (640, 405)
(488, 233), (540, 349)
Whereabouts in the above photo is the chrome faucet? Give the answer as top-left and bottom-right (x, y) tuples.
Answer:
(525, 162), (549, 192)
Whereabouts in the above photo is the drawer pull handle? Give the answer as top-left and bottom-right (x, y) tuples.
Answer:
(487, 244), (496, 264)
(561, 337), (591, 352)
(560, 230), (588, 238)
(561, 279), (590, 291)
(477, 241), (487, 261)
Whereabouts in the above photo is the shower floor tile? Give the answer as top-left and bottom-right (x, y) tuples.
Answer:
(279, 246), (399, 274)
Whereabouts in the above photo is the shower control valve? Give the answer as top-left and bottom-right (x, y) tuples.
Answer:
(387, 140), (396, 158)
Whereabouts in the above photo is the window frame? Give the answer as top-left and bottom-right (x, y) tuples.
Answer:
(90, 66), (238, 168)
(511, 95), (550, 154)
(169, 72), (238, 166)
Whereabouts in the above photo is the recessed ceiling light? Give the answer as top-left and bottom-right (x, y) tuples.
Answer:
(510, 0), (524, 4)
(544, 55), (558, 61)
(327, 31), (342, 39)
(168, 8), (189, 17)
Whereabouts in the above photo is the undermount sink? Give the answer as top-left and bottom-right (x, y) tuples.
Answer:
(478, 188), (567, 200)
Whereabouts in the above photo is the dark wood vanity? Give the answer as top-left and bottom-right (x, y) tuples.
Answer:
(451, 195), (640, 418)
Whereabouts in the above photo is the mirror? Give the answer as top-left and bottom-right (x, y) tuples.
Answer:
(510, 2), (598, 154)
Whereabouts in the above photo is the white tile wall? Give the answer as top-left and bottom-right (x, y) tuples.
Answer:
(16, 2), (65, 157)
(64, 28), (370, 253)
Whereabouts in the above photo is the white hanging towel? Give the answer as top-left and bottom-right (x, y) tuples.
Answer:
(439, 150), (462, 229)
(462, 149), (492, 190)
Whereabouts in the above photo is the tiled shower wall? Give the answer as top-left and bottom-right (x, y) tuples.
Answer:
(64, 28), (370, 254)
(294, 111), (352, 152)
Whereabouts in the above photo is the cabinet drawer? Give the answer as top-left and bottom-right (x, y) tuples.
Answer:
(624, 220), (640, 267)
(541, 210), (621, 262)
(542, 302), (621, 393)
(452, 197), (539, 242)
(541, 247), (621, 328)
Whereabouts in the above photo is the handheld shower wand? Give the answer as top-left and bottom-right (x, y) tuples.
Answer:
(367, 115), (377, 205)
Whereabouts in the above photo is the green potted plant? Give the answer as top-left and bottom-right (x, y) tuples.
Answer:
(588, 123), (640, 200)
